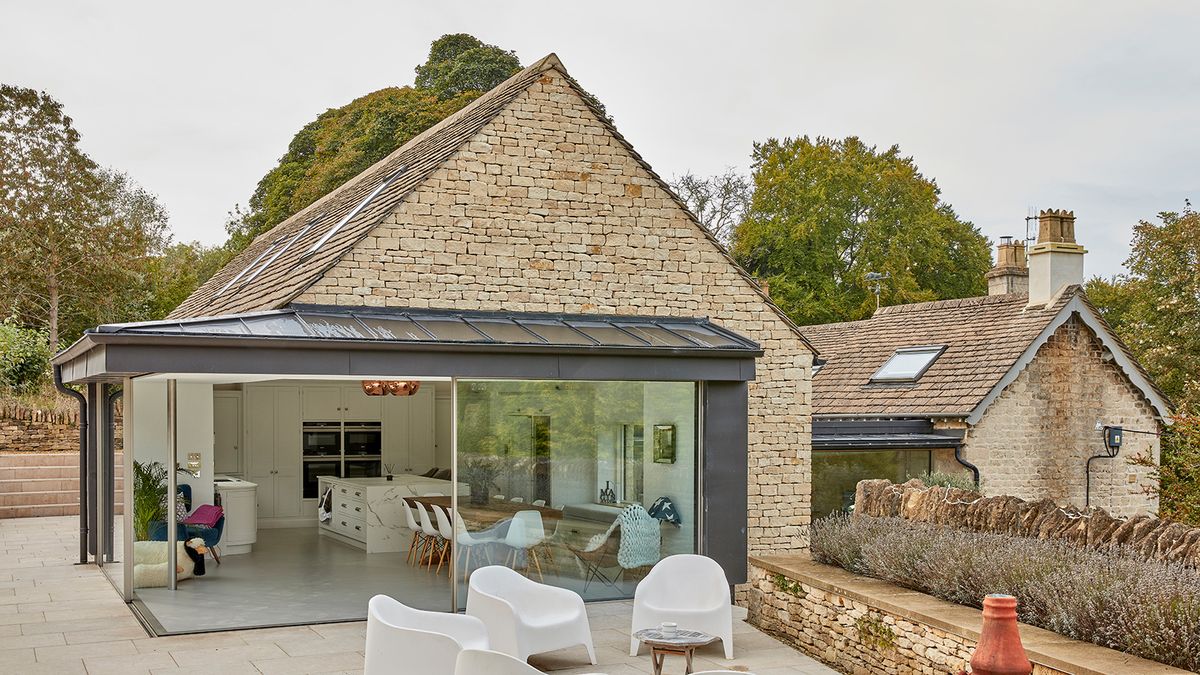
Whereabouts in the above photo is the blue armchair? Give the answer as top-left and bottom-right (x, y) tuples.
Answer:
(148, 485), (226, 564)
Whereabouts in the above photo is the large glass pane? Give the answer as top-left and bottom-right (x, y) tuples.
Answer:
(412, 316), (487, 342)
(515, 320), (596, 345)
(455, 380), (698, 607)
(811, 449), (932, 518)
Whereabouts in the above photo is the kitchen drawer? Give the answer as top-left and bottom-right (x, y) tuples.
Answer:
(333, 483), (366, 501)
(335, 496), (366, 519)
(332, 513), (366, 542)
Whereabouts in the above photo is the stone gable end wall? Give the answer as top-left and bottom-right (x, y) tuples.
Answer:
(294, 69), (812, 553)
(963, 316), (1160, 516)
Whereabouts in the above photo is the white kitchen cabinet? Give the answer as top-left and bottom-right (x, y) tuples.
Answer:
(246, 385), (301, 520)
(302, 386), (341, 421)
(381, 386), (436, 473)
(213, 392), (242, 475)
(340, 385), (380, 421)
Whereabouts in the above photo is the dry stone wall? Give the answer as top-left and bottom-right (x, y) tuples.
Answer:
(855, 478), (1200, 566)
(294, 68), (813, 554)
(1, 404), (80, 453)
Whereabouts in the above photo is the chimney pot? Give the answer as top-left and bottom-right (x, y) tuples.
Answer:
(1027, 207), (1086, 306)
(986, 236), (1029, 296)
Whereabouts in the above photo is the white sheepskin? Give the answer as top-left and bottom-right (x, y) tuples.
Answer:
(133, 539), (199, 588)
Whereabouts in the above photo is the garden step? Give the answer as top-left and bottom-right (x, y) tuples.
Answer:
(0, 452), (83, 467)
(0, 503), (85, 518)
(0, 477), (123, 493)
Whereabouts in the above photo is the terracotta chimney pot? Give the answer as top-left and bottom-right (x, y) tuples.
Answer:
(970, 594), (1032, 675)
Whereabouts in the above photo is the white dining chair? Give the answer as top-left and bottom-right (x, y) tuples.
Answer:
(630, 554), (733, 659)
(366, 594), (488, 675)
(493, 494), (506, 501)
(432, 504), (456, 576)
(509, 496), (524, 503)
(454, 511), (498, 580)
(503, 510), (546, 580)
(423, 492), (445, 497)
(466, 566), (597, 665)
(402, 500), (425, 566)
(416, 503), (444, 568)
(531, 499), (546, 507)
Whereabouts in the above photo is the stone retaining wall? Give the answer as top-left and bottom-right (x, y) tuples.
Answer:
(0, 402), (121, 453)
(855, 478), (1200, 566)
(747, 556), (1189, 675)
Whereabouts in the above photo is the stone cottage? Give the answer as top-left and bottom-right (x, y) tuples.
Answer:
(801, 210), (1171, 517)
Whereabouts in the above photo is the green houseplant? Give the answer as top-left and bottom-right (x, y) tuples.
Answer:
(132, 460), (167, 540)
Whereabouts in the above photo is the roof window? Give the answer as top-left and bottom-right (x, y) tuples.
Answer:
(870, 346), (944, 383)
(305, 166), (405, 256)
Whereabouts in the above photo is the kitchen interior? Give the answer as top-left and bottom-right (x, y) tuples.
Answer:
(130, 376), (461, 634)
(127, 375), (697, 635)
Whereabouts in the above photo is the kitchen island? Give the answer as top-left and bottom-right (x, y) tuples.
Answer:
(317, 475), (466, 553)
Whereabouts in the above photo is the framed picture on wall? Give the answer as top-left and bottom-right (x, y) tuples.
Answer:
(653, 424), (676, 464)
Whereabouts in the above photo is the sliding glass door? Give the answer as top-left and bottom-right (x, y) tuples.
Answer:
(452, 380), (698, 608)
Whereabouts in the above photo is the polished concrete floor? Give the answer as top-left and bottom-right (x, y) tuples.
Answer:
(135, 527), (451, 634)
(1, 515), (841, 674)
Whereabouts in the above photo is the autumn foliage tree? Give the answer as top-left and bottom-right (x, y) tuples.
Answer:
(731, 136), (991, 326)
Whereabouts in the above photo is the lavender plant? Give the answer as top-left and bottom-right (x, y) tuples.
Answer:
(810, 514), (1200, 671)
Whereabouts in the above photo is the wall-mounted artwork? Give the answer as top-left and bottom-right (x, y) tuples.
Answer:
(653, 424), (676, 464)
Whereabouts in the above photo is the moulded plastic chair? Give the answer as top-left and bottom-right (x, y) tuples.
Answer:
(630, 554), (733, 659)
(454, 648), (611, 675)
(531, 499), (547, 507)
(509, 496), (524, 503)
(416, 503), (445, 567)
(466, 565), (597, 665)
(365, 594), (488, 675)
(455, 511), (499, 579)
(433, 504), (456, 576)
(402, 501), (425, 566)
(493, 494), (506, 501)
(504, 510), (547, 580)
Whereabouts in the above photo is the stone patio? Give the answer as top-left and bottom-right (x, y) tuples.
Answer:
(0, 516), (838, 674)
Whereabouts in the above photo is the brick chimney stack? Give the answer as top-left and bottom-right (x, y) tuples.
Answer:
(1027, 209), (1086, 307)
(985, 236), (1029, 296)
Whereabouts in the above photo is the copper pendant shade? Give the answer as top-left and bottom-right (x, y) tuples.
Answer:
(361, 380), (421, 397)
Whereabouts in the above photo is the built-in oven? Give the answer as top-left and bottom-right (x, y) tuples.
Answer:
(344, 422), (382, 457)
(303, 459), (341, 499)
(303, 422), (342, 457)
(344, 459), (382, 479)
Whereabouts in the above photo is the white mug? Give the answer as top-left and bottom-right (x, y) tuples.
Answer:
(660, 622), (677, 636)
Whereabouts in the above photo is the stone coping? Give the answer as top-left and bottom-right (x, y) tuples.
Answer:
(750, 555), (1190, 675)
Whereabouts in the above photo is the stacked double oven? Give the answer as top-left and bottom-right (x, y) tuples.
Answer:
(301, 421), (382, 498)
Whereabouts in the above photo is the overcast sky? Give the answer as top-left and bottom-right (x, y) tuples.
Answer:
(2, 1), (1197, 277)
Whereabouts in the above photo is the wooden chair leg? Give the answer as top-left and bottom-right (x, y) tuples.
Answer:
(210, 545), (221, 565)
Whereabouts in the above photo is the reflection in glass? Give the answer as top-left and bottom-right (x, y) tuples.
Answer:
(455, 380), (697, 608)
(811, 449), (932, 518)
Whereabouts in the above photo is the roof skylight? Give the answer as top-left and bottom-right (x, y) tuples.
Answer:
(870, 346), (944, 383)
(305, 166), (405, 256)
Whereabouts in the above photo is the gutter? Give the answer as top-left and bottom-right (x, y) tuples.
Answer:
(54, 364), (88, 565)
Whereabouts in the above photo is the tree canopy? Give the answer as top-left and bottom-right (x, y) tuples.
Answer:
(669, 169), (750, 246)
(227, 34), (523, 249)
(731, 136), (992, 326)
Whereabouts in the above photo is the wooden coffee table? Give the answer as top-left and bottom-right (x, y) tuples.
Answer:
(633, 628), (717, 674)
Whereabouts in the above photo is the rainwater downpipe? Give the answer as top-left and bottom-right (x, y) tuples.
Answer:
(104, 386), (122, 562)
(954, 444), (980, 486)
(53, 364), (88, 565)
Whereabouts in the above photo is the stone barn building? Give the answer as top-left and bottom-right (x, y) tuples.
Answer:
(802, 210), (1171, 517)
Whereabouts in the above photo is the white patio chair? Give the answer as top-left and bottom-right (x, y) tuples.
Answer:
(365, 594), (488, 675)
(402, 500), (425, 566)
(433, 504), (456, 576)
(504, 510), (547, 580)
(630, 554), (733, 659)
(455, 648), (610, 675)
(416, 502), (445, 567)
(466, 565), (597, 665)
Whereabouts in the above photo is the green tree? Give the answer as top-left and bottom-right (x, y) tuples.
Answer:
(228, 35), (524, 249)
(731, 136), (991, 326)
(414, 33), (521, 100)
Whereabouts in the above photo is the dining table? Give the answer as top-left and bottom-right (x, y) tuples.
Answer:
(402, 495), (564, 531)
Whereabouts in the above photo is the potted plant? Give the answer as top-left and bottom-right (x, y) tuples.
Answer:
(132, 460), (167, 540)
(460, 456), (503, 505)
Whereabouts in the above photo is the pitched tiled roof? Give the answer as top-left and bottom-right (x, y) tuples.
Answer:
(169, 55), (564, 319)
(801, 290), (1078, 417)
